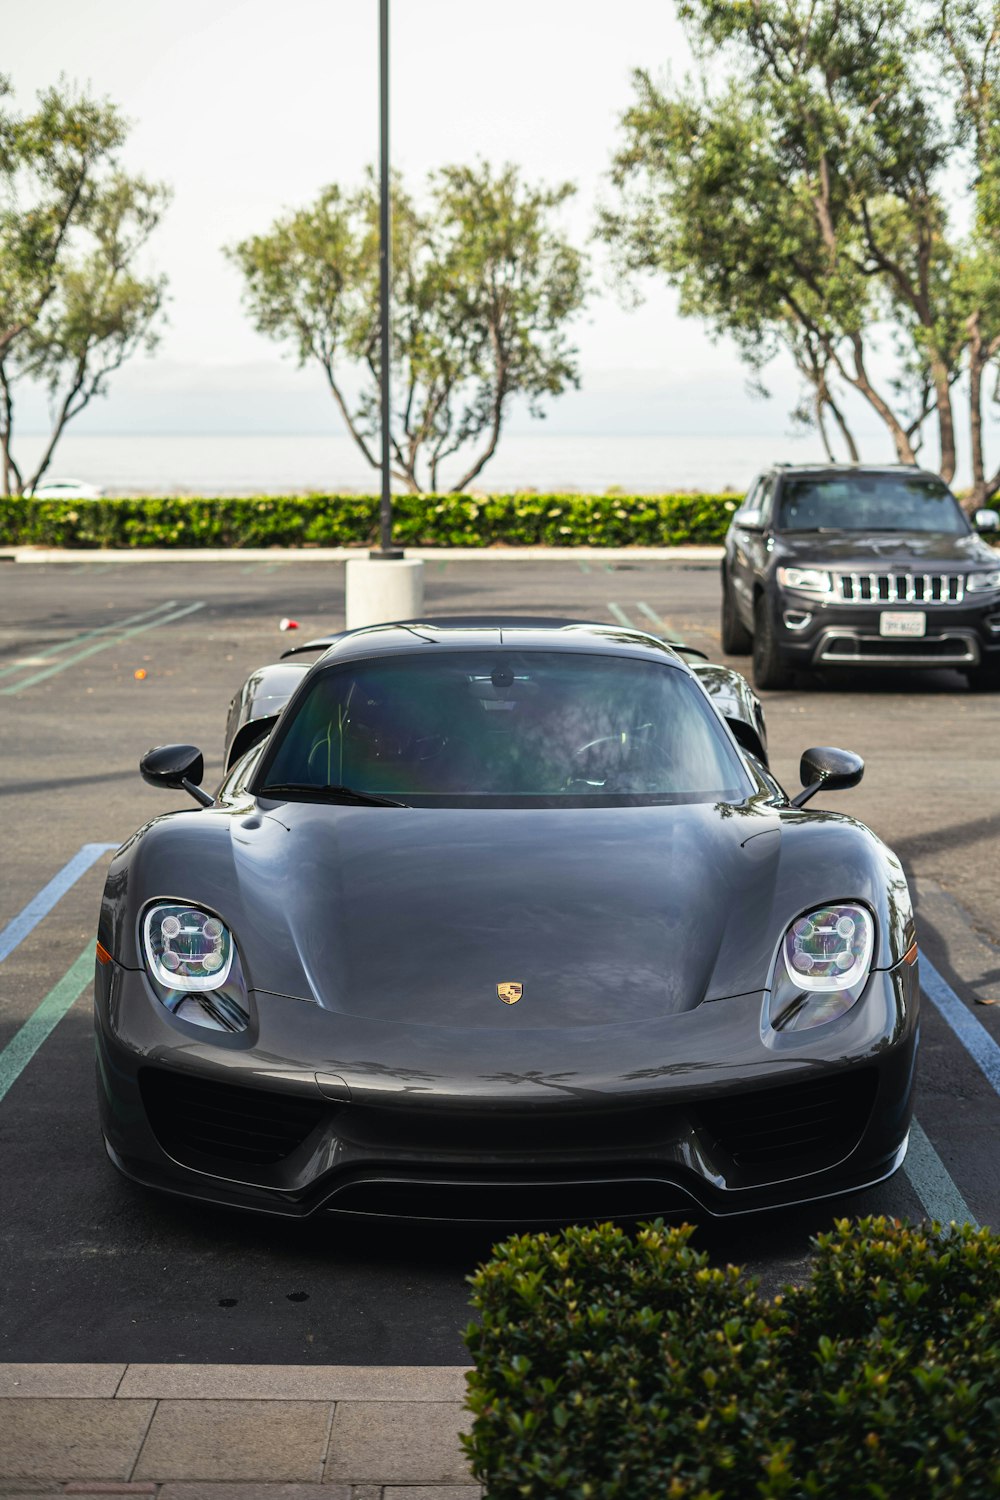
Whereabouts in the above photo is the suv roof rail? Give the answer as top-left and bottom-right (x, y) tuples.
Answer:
(770, 460), (926, 471)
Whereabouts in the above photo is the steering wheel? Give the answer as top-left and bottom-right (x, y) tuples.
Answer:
(563, 723), (673, 791)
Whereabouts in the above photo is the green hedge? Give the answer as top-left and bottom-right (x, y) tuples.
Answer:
(463, 1216), (1000, 1499)
(0, 492), (739, 549)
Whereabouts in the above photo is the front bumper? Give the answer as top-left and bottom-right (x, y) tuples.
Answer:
(773, 593), (1000, 670)
(95, 958), (919, 1223)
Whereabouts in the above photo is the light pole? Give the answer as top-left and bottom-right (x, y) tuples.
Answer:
(373, 0), (401, 560)
(346, 0), (423, 623)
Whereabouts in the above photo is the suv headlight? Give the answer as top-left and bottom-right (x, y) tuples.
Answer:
(141, 902), (250, 1032)
(966, 569), (1000, 593)
(766, 903), (874, 1033)
(776, 566), (833, 595)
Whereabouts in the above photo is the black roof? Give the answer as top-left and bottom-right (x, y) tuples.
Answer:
(281, 617), (694, 669)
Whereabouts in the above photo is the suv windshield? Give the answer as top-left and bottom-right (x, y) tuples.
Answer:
(776, 474), (968, 534)
(257, 650), (752, 807)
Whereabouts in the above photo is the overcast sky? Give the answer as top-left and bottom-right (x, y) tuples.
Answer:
(3, 1), (902, 449)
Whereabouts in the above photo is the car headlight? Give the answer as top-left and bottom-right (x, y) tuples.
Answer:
(141, 903), (250, 1032)
(766, 903), (874, 1033)
(776, 566), (833, 595)
(966, 569), (1000, 593)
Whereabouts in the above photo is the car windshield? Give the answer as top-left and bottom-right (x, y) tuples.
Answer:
(776, 474), (968, 534)
(257, 650), (753, 807)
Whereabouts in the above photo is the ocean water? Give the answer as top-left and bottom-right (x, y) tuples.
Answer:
(10, 430), (842, 497)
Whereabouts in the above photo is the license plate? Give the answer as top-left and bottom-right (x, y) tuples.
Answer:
(879, 611), (926, 638)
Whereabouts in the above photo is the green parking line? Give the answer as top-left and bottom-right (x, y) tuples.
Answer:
(0, 600), (178, 680)
(1, 600), (206, 695)
(0, 945), (93, 1105)
(607, 602), (634, 628)
(636, 600), (679, 639)
(904, 1117), (979, 1228)
(578, 560), (591, 574)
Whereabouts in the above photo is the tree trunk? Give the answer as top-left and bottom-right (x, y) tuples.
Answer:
(929, 354), (957, 484)
(832, 336), (917, 464)
(821, 378), (860, 462)
(969, 337), (986, 511)
(0, 365), (23, 497)
(815, 391), (835, 462)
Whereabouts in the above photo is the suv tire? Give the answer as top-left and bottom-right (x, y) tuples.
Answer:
(721, 572), (752, 655)
(966, 661), (1000, 692)
(752, 595), (794, 690)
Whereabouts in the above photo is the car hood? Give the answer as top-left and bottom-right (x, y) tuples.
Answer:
(232, 801), (786, 1029)
(774, 530), (995, 571)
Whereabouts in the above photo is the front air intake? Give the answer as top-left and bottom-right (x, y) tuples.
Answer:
(140, 1068), (329, 1167)
(697, 1070), (878, 1171)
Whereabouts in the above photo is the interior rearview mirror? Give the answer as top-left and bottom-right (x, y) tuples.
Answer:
(139, 744), (214, 807)
(974, 508), (1000, 533)
(791, 746), (864, 808)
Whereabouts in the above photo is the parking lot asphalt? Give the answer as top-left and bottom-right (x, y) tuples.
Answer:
(1, 554), (998, 1365)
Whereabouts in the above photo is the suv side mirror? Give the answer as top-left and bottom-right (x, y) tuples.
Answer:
(974, 508), (1000, 533)
(140, 744), (214, 807)
(790, 746), (864, 808)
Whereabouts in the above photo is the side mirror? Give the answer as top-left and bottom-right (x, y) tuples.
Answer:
(140, 744), (214, 807)
(790, 746), (864, 808)
(974, 508), (1000, 533)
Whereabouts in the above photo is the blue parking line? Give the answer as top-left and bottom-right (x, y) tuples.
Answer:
(0, 944), (93, 1104)
(0, 843), (118, 965)
(921, 955), (1000, 1095)
(904, 1118), (979, 1228)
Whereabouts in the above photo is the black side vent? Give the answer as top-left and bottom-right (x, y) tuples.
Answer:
(697, 1070), (878, 1171)
(141, 1068), (329, 1167)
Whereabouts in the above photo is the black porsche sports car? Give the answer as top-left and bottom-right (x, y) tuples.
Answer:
(94, 618), (919, 1222)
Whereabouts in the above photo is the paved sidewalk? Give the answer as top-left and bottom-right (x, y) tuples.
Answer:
(0, 1367), (479, 1497)
(2, 545), (723, 564)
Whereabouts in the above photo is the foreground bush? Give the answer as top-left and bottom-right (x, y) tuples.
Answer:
(0, 491), (739, 549)
(462, 1217), (1000, 1499)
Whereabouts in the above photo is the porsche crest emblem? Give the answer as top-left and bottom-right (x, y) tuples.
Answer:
(497, 981), (523, 1005)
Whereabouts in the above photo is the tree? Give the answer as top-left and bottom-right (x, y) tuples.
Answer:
(600, 0), (1000, 497)
(0, 78), (169, 495)
(227, 162), (587, 493)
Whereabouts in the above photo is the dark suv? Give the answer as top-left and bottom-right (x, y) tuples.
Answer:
(721, 464), (1000, 689)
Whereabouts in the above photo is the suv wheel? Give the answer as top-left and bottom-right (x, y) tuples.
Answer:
(721, 572), (752, 655)
(752, 595), (794, 690)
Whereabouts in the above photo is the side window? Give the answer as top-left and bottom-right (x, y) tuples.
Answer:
(754, 477), (775, 526)
(737, 476), (770, 526)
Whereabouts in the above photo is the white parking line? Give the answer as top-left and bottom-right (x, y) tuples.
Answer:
(0, 844), (118, 965)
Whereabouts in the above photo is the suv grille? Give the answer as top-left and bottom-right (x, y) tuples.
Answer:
(835, 572), (964, 604)
(697, 1070), (878, 1171)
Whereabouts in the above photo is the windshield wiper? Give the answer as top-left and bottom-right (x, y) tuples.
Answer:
(261, 782), (408, 807)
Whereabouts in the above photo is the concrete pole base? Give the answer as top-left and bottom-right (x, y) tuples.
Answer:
(345, 556), (425, 630)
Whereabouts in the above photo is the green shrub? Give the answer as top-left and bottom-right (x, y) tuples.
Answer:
(0, 491), (740, 549)
(462, 1216), (1000, 1499)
